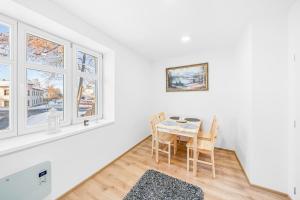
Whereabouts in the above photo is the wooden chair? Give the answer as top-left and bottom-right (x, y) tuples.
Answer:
(159, 112), (183, 147)
(186, 116), (218, 178)
(198, 119), (217, 141)
(150, 115), (177, 165)
(158, 112), (166, 121)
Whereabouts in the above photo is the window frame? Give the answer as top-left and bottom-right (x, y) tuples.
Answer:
(0, 16), (105, 139)
(0, 14), (17, 139)
(72, 44), (103, 123)
(17, 23), (72, 135)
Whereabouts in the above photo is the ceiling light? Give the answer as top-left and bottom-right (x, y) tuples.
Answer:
(181, 36), (191, 43)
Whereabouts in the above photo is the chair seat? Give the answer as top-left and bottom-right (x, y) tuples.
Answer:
(198, 131), (211, 140)
(154, 133), (176, 143)
(198, 131), (217, 140)
(186, 138), (214, 151)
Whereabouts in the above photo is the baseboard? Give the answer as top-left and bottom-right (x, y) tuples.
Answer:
(250, 183), (292, 200)
(215, 147), (235, 152)
(57, 135), (151, 199)
(220, 147), (292, 200)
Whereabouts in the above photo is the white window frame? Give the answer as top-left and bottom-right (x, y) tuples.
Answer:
(0, 14), (17, 139)
(0, 15), (105, 139)
(17, 23), (72, 135)
(72, 44), (103, 123)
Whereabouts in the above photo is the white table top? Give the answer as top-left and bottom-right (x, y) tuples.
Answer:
(156, 119), (201, 138)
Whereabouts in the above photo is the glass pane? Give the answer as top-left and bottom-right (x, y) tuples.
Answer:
(0, 64), (10, 130)
(26, 34), (64, 68)
(77, 51), (97, 74)
(27, 69), (64, 126)
(76, 78), (96, 117)
(0, 23), (9, 58)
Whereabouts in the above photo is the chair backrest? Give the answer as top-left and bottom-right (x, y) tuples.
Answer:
(158, 112), (166, 122)
(209, 116), (218, 143)
(150, 115), (159, 136)
(196, 121), (202, 136)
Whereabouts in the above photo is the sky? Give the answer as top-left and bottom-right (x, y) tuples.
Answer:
(0, 23), (9, 33)
(27, 68), (64, 91)
(0, 64), (10, 81)
(0, 66), (64, 90)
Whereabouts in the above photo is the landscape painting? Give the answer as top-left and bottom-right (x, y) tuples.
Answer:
(166, 63), (208, 92)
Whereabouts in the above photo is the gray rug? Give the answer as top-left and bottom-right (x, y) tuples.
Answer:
(123, 169), (204, 200)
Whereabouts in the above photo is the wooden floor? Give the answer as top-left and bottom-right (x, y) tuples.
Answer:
(60, 137), (289, 200)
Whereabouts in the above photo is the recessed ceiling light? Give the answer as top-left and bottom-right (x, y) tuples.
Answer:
(181, 36), (191, 43)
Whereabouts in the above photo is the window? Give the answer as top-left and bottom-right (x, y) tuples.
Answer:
(73, 45), (102, 122)
(0, 15), (17, 139)
(26, 69), (64, 126)
(0, 63), (10, 131)
(0, 15), (103, 139)
(18, 24), (71, 134)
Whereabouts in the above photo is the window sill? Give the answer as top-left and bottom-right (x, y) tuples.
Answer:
(0, 120), (114, 157)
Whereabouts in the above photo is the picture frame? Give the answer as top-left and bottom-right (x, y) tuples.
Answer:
(166, 63), (208, 92)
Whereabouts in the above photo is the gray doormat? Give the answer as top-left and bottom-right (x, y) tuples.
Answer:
(123, 169), (204, 200)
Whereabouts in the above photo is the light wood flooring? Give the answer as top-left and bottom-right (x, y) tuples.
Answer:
(59, 136), (290, 200)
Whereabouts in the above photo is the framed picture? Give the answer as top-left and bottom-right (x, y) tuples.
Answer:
(166, 63), (208, 92)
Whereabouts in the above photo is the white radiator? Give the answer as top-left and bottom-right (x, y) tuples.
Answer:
(0, 161), (51, 200)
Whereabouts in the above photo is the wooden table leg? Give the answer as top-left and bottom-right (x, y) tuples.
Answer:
(155, 131), (159, 163)
(193, 135), (197, 176)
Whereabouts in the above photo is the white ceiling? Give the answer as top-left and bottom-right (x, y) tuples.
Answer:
(50, 0), (294, 61)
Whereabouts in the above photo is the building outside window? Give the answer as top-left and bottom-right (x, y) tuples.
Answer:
(0, 81), (9, 108)
(27, 80), (45, 107)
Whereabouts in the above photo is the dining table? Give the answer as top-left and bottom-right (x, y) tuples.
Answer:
(155, 117), (202, 176)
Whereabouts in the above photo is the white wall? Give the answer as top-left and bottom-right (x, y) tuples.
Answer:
(235, 25), (253, 177)
(235, 13), (290, 194)
(250, 14), (289, 193)
(152, 48), (239, 150)
(288, 0), (300, 199)
(0, 0), (153, 199)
